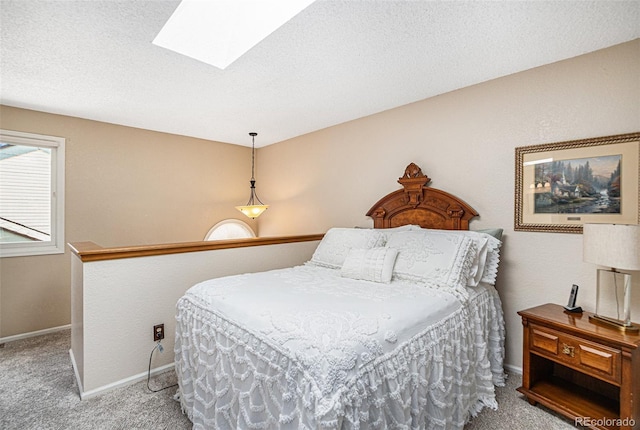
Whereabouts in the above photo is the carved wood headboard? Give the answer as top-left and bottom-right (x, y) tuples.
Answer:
(366, 162), (478, 230)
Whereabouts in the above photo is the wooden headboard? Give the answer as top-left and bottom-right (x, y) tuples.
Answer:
(366, 163), (478, 230)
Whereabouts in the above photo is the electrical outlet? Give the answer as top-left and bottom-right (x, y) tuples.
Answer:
(153, 324), (164, 342)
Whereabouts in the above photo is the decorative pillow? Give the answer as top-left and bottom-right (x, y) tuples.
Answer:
(450, 229), (502, 285)
(386, 230), (476, 296)
(479, 236), (501, 285)
(341, 247), (399, 283)
(437, 230), (492, 287)
(399, 228), (503, 286)
(309, 227), (387, 269)
(463, 234), (490, 287)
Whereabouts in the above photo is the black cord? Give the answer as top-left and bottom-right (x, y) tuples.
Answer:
(147, 341), (178, 393)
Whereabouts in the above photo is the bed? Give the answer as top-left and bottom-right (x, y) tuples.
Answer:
(175, 162), (506, 430)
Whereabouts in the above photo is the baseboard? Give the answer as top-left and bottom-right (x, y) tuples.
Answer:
(0, 324), (71, 344)
(69, 348), (85, 396)
(70, 354), (175, 400)
(504, 363), (522, 375)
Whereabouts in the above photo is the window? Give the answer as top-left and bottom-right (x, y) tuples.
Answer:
(0, 129), (65, 257)
(204, 219), (255, 241)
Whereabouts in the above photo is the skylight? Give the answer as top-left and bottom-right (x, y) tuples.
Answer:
(153, 0), (316, 70)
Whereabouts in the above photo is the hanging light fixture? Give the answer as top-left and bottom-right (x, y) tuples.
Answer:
(236, 132), (269, 218)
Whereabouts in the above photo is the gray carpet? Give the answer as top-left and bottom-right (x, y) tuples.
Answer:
(0, 329), (578, 429)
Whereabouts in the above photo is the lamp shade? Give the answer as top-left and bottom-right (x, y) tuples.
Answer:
(235, 205), (268, 219)
(583, 224), (640, 271)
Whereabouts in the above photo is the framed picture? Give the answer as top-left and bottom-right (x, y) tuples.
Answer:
(515, 132), (640, 233)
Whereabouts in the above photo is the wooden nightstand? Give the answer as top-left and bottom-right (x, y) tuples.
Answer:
(517, 303), (640, 430)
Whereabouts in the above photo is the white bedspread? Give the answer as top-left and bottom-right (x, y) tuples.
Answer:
(175, 264), (506, 430)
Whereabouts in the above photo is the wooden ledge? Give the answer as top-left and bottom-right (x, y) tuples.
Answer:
(68, 234), (324, 262)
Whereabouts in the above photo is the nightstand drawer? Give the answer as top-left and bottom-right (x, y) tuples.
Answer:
(529, 323), (621, 384)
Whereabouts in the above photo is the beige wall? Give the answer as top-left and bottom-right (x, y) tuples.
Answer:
(258, 40), (640, 369)
(0, 107), (251, 337)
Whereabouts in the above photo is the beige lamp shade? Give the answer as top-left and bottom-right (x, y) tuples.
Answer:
(583, 224), (640, 271)
(235, 204), (268, 219)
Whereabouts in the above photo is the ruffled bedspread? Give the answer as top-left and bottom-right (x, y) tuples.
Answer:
(175, 265), (506, 430)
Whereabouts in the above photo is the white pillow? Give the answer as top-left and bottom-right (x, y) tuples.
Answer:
(386, 230), (476, 294)
(466, 231), (501, 285)
(465, 235), (490, 286)
(480, 237), (501, 284)
(341, 247), (399, 283)
(430, 229), (502, 285)
(309, 227), (387, 269)
(399, 228), (502, 286)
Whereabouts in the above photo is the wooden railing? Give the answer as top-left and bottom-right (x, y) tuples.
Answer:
(68, 234), (324, 262)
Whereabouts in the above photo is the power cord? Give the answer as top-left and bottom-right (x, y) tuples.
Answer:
(147, 341), (178, 393)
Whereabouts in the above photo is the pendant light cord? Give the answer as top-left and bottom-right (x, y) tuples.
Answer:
(236, 131), (267, 213)
(250, 132), (257, 181)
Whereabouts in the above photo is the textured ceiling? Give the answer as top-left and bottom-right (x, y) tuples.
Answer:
(1, 1), (638, 147)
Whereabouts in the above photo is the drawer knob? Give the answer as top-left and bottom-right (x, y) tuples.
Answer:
(562, 344), (575, 357)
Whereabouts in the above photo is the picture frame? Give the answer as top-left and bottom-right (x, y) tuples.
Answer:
(515, 132), (640, 234)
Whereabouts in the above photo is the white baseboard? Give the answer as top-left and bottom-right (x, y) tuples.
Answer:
(0, 324), (71, 344)
(69, 348), (85, 396)
(70, 351), (175, 400)
(504, 363), (522, 375)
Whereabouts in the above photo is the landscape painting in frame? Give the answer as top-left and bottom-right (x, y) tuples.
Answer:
(515, 132), (640, 233)
(533, 155), (621, 215)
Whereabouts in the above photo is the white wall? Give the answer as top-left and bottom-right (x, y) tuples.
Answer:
(71, 240), (320, 398)
(258, 40), (640, 372)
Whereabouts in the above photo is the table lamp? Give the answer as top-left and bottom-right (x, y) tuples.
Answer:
(583, 223), (640, 332)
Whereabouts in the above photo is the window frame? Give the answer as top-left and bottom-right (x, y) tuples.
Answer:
(204, 219), (256, 241)
(0, 129), (66, 258)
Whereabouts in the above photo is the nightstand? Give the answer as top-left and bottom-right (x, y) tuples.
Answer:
(517, 303), (640, 430)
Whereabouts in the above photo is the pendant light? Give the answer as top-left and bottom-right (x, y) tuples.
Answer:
(235, 132), (269, 218)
